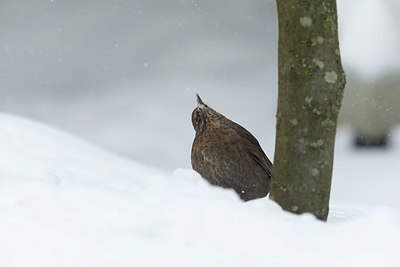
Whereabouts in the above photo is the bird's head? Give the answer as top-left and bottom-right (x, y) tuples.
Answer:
(191, 93), (217, 133)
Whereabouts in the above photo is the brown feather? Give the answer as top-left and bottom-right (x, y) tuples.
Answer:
(191, 94), (272, 201)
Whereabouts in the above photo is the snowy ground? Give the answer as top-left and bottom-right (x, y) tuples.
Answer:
(0, 114), (399, 267)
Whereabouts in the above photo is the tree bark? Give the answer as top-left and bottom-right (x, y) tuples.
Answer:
(270, 0), (345, 221)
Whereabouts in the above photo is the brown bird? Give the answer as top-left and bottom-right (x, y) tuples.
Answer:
(191, 94), (272, 201)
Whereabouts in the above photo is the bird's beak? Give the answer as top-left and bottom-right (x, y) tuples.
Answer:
(196, 93), (205, 108)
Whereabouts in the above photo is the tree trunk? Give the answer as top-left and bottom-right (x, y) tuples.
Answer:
(269, 0), (345, 221)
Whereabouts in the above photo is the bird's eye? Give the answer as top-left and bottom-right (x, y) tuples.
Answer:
(194, 111), (202, 124)
(192, 109), (205, 131)
(194, 110), (201, 123)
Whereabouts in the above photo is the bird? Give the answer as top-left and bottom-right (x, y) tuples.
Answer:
(191, 94), (272, 201)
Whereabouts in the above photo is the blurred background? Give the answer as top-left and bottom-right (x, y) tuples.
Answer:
(1, 0), (400, 174)
(0, 0), (277, 170)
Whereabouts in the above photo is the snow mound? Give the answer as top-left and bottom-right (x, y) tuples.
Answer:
(0, 113), (399, 267)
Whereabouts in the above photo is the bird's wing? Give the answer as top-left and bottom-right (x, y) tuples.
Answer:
(230, 120), (263, 148)
(228, 121), (273, 179)
(248, 149), (272, 179)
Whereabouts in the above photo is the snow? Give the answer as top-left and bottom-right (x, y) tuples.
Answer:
(1, 114), (400, 267)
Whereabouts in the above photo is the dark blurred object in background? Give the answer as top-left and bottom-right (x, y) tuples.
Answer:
(337, 0), (400, 148)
